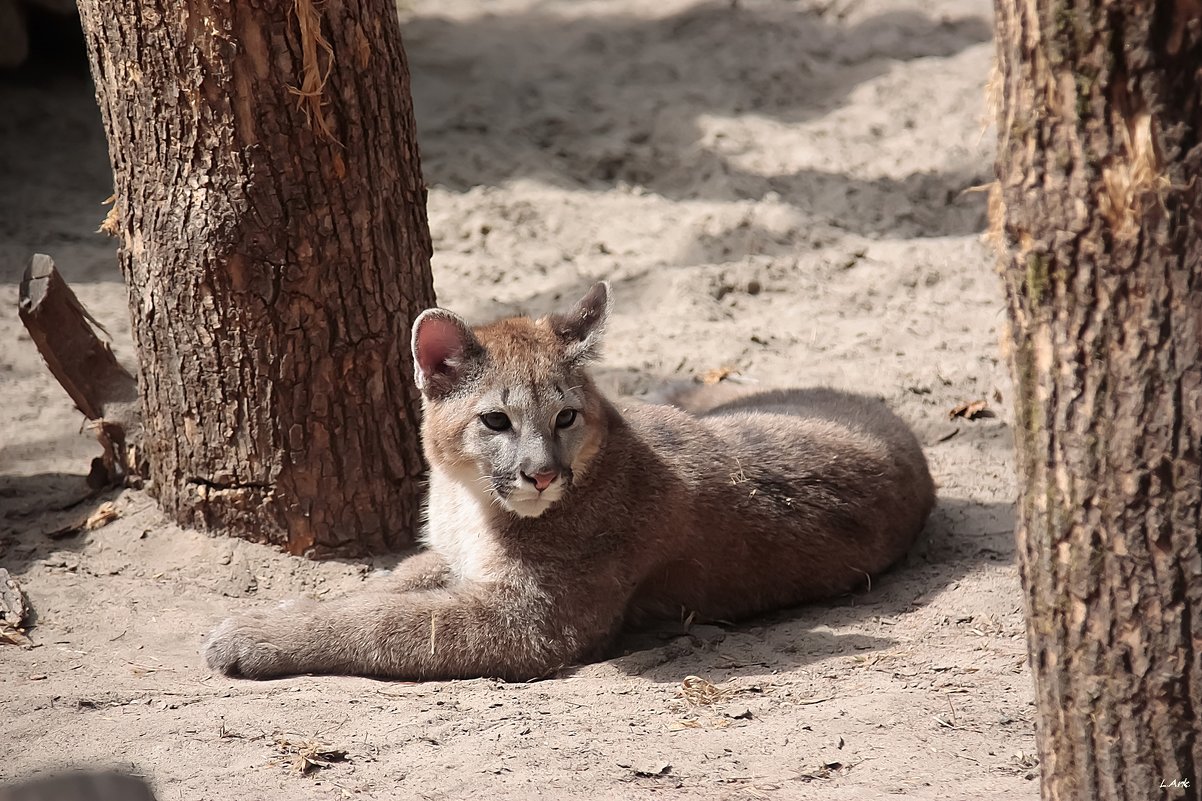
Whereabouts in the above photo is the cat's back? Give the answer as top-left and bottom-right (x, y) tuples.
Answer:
(704, 387), (930, 481)
(693, 386), (934, 534)
(627, 385), (930, 491)
(619, 385), (935, 618)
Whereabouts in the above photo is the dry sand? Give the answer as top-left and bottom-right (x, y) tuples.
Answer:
(0, 0), (1038, 798)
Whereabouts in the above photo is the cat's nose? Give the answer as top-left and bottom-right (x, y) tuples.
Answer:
(522, 470), (560, 492)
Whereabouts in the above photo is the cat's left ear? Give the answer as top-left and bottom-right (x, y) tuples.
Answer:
(545, 281), (611, 365)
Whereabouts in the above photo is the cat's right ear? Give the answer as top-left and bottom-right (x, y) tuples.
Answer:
(546, 281), (612, 365)
(411, 309), (483, 398)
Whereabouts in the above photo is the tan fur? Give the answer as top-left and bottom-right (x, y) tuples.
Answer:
(203, 284), (935, 681)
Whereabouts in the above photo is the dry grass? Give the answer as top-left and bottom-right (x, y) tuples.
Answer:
(1099, 111), (1168, 239)
(982, 60), (1002, 138)
(272, 732), (348, 775)
(669, 675), (740, 731)
(985, 180), (1006, 257)
(676, 675), (734, 708)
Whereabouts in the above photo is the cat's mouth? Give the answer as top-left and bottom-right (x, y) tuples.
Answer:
(501, 480), (571, 517)
(490, 470), (572, 519)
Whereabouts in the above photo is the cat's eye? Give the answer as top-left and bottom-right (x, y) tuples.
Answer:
(555, 409), (578, 429)
(480, 412), (512, 431)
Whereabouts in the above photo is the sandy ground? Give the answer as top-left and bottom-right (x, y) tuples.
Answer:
(0, 0), (1039, 798)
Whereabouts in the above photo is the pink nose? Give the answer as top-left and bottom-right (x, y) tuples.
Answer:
(527, 471), (559, 492)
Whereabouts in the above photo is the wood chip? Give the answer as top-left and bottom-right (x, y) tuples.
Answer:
(0, 628), (33, 647)
(0, 568), (31, 646)
(85, 501), (120, 530)
(699, 366), (737, 385)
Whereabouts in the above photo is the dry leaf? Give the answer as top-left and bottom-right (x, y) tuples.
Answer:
(948, 400), (995, 421)
(669, 718), (703, 731)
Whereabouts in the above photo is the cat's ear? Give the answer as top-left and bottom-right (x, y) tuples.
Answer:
(546, 281), (611, 365)
(411, 308), (484, 398)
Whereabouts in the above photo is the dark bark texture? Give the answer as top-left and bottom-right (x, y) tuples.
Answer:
(994, 1), (1202, 799)
(76, 0), (435, 557)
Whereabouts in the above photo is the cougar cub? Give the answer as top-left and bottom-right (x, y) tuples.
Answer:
(203, 283), (935, 680)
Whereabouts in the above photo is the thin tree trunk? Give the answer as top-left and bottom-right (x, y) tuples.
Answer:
(994, 2), (1202, 798)
(76, 0), (435, 557)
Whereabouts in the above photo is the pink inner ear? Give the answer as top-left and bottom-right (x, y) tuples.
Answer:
(416, 314), (466, 378)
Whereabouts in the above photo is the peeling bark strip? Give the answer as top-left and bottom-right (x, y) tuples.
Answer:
(18, 254), (142, 487)
(993, 2), (1202, 799)
(75, 1), (435, 556)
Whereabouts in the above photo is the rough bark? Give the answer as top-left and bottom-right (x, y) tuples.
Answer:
(75, 0), (435, 557)
(994, 2), (1202, 799)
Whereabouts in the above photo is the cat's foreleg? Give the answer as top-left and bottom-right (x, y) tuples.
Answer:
(202, 583), (614, 681)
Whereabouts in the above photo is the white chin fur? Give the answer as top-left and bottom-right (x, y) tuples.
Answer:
(503, 492), (560, 518)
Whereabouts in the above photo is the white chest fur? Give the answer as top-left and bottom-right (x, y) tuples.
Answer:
(421, 466), (506, 583)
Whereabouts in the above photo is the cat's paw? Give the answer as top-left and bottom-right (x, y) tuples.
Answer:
(202, 614), (296, 679)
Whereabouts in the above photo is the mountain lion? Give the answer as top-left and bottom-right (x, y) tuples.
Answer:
(203, 283), (935, 680)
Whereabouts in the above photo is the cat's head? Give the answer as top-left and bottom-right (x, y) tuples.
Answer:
(411, 282), (611, 519)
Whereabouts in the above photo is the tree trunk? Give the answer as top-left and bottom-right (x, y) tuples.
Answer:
(76, 0), (435, 557)
(994, 2), (1202, 799)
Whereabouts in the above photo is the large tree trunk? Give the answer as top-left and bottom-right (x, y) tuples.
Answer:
(994, 2), (1202, 799)
(76, 0), (435, 557)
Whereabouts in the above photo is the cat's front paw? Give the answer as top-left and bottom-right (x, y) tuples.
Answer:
(202, 614), (297, 679)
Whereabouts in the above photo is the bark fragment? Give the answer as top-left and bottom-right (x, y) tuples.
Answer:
(18, 254), (141, 488)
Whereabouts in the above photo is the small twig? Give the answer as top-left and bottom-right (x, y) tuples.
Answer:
(794, 695), (834, 706)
